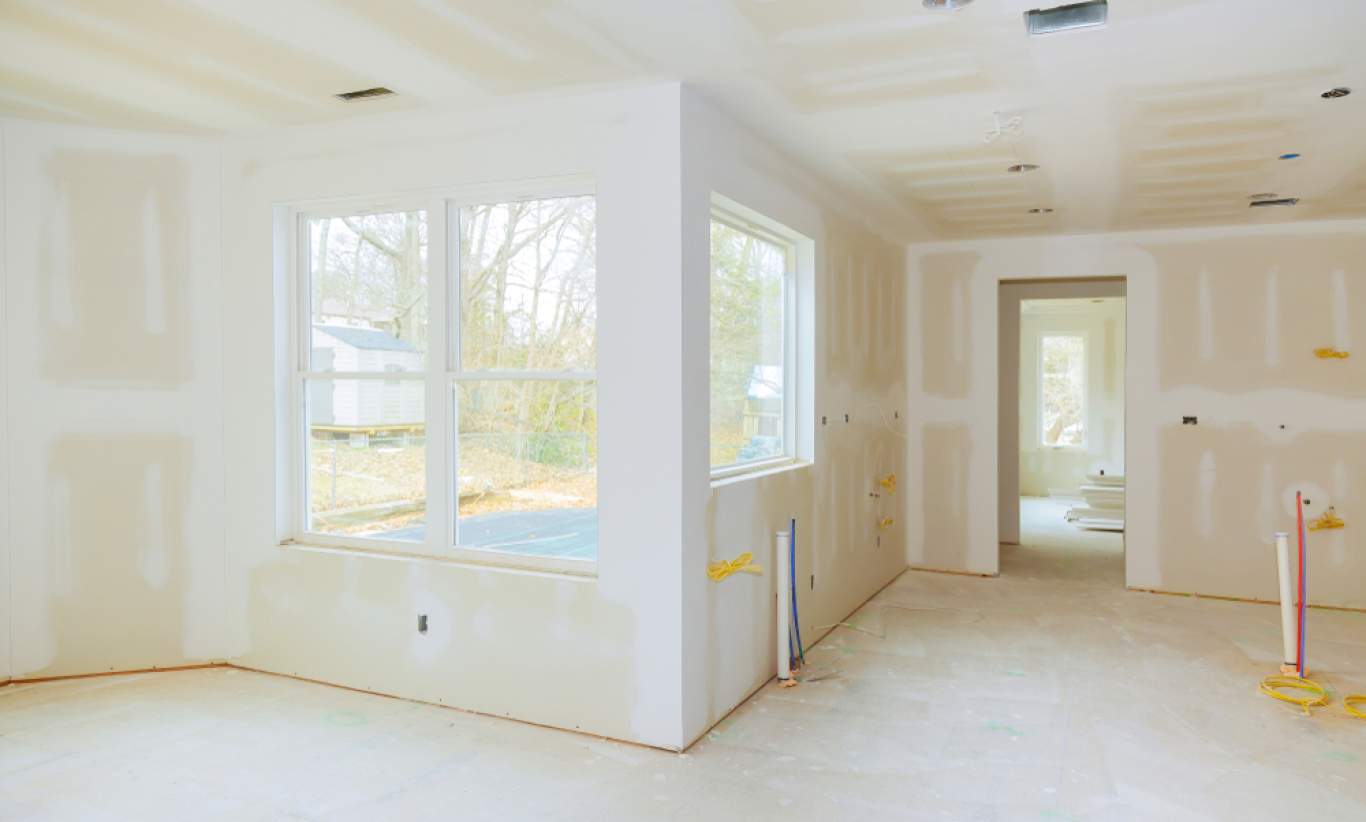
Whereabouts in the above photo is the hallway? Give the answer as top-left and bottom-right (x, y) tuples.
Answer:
(1003, 496), (1125, 588)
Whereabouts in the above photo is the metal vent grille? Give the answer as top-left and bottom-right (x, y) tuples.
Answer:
(1025, 1), (1108, 35)
(336, 87), (395, 102)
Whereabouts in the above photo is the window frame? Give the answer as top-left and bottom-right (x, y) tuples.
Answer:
(283, 178), (598, 576)
(1037, 331), (1088, 451)
(707, 206), (799, 481)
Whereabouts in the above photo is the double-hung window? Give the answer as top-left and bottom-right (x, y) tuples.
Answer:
(708, 206), (797, 477)
(291, 188), (597, 573)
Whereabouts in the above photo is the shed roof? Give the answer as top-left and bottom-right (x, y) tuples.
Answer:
(315, 325), (416, 352)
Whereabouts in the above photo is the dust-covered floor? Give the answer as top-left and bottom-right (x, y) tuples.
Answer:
(4, 546), (1365, 820)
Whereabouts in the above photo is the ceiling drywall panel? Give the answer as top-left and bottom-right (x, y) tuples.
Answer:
(1, 0), (1364, 241)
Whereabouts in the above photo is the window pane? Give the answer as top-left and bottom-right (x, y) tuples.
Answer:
(460, 197), (596, 372)
(307, 378), (426, 540)
(1041, 335), (1086, 447)
(456, 380), (596, 561)
(310, 210), (428, 372)
(709, 220), (786, 469)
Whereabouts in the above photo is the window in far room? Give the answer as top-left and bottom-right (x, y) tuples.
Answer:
(1040, 333), (1086, 447)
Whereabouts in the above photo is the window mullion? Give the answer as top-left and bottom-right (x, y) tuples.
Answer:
(425, 198), (450, 556)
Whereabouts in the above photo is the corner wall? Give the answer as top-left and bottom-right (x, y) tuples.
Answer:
(907, 221), (1366, 608)
(219, 85), (689, 749)
(681, 89), (908, 744)
(1, 119), (227, 677)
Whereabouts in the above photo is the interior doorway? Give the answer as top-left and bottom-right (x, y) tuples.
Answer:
(998, 278), (1127, 585)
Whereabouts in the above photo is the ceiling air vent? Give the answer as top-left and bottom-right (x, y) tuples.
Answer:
(336, 87), (395, 102)
(1025, 1), (1108, 36)
(1249, 197), (1300, 208)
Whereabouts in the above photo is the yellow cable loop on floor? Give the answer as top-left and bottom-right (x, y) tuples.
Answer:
(1314, 347), (1351, 359)
(707, 552), (763, 582)
(1260, 675), (1329, 714)
(1346, 694), (1366, 720)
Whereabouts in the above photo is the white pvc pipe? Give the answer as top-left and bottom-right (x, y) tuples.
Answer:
(1274, 531), (1296, 669)
(776, 530), (791, 681)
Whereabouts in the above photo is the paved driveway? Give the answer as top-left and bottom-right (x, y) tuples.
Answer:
(381, 508), (597, 560)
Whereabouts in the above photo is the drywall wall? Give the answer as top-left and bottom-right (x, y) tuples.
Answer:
(1018, 297), (1126, 496)
(998, 280), (1125, 545)
(219, 85), (690, 749)
(0, 123), (8, 681)
(908, 221), (1366, 608)
(1, 119), (227, 677)
(681, 89), (907, 745)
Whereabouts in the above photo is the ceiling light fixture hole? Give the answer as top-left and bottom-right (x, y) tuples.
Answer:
(1321, 87), (1352, 99)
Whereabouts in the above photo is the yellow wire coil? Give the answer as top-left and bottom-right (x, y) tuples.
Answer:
(707, 552), (763, 582)
(880, 474), (897, 494)
(1308, 506), (1345, 531)
(1346, 694), (1366, 720)
(878, 517), (895, 529)
(1314, 347), (1351, 359)
(1260, 675), (1329, 714)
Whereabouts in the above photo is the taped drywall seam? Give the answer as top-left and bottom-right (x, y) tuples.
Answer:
(217, 146), (230, 658)
(1197, 267), (1214, 361)
(1265, 268), (1279, 367)
(1331, 268), (1350, 353)
(0, 123), (10, 682)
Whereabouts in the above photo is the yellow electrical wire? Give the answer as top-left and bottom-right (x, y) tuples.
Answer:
(878, 517), (895, 529)
(1260, 675), (1329, 714)
(880, 473), (897, 494)
(1308, 506), (1345, 531)
(707, 552), (763, 582)
(1346, 694), (1366, 720)
(1314, 347), (1351, 359)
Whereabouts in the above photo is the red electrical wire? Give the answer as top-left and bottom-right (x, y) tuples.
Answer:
(1296, 492), (1305, 676)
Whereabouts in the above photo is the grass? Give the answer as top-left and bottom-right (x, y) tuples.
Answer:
(308, 433), (596, 535)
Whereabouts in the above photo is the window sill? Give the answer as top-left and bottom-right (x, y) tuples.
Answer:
(278, 539), (598, 581)
(710, 458), (811, 489)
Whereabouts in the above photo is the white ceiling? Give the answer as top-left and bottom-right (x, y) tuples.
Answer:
(3, 0), (1365, 242)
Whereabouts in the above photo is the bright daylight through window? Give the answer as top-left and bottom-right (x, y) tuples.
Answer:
(1040, 334), (1086, 447)
(298, 194), (597, 566)
(709, 215), (790, 473)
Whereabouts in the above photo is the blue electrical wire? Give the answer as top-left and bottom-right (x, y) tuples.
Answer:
(790, 517), (805, 666)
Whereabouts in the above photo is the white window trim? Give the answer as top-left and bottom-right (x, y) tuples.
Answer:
(1038, 331), (1089, 451)
(281, 177), (598, 576)
(707, 202), (802, 481)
